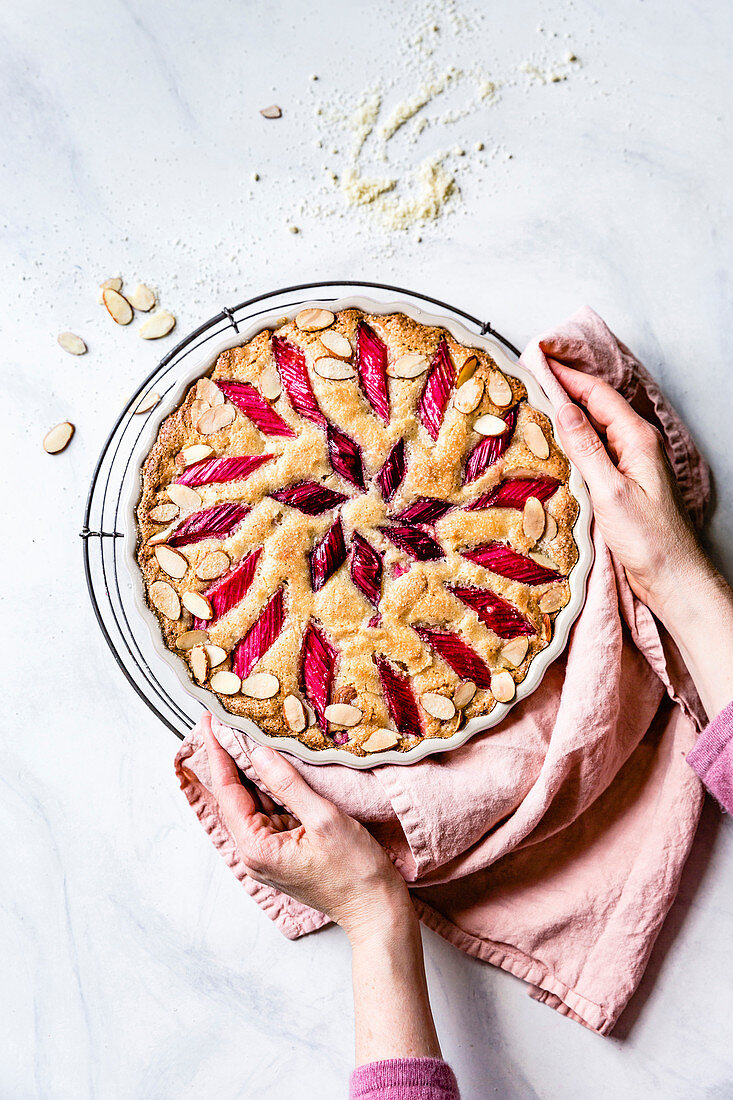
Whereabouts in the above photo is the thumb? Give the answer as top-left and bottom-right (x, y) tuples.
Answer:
(556, 399), (623, 502)
(249, 745), (336, 828)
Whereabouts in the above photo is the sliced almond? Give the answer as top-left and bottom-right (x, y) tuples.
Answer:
(190, 398), (210, 425)
(283, 695), (306, 732)
(100, 277), (122, 292)
(454, 377), (484, 414)
(167, 484), (202, 512)
(490, 669), (516, 703)
(148, 522), (177, 546)
(260, 104), (282, 119)
(524, 421), (550, 460)
(103, 288), (133, 325)
(488, 373), (513, 407)
(181, 591), (213, 619)
(197, 377), (224, 406)
(189, 645), (209, 684)
(127, 283), (156, 311)
(420, 693), (456, 720)
(57, 332), (87, 355)
(134, 391), (161, 414)
(453, 680), (477, 708)
(180, 444), (213, 466)
(241, 672), (280, 699)
(259, 367), (282, 400)
(43, 422), (74, 454)
(539, 587), (567, 614)
(303, 699), (317, 727)
(324, 703), (363, 727)
(313, 357), (356, 380)
(387, 352), (430, 379)
(204, 644), (227, 667)
(149, 503), (179, 523)
(176, 629), (210, 650)
(523, 496), (546, 543)
(150, 580), (180, 620)
(319, 331), (352, 359)
(529, 550), (557, 570)
(139, 310), (176, 339)
(196, 550), (230, 580)
(456, 354), (478, 387)
(210, 670), (241, 694)
(544, 513), (558, 541)
(196, 403), (236, 435)
(474, 412), (508, 436)
(362, 729), (400, 753)
(155, 544), (188, 579)
(295, 307), (334, 331)
(501, 636), (529, 667)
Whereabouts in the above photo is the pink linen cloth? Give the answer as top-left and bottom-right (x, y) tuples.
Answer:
(688, 699), (733, 812)
(175, 306), (711, 1036)
(349, 1059), (459, 1100)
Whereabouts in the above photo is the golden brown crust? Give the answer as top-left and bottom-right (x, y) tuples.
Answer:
(136, 309), (580, 755)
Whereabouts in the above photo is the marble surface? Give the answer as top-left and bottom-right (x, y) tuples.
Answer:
(3, 0), (732, 1096)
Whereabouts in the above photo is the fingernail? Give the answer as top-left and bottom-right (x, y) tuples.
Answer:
(559, 402), (584, 430)
(251, 744), (275, 762)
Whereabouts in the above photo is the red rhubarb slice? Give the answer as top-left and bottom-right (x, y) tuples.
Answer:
(271, 481), (348, 515)
(373, 654), (423, 739)
(447, 585), (534, 638)
(462, 542), (562, 584)
(167, 503), (250, 546)
(271, 335), (325, 426)
(350, 532), (383, 607)
(193, 548), (262, 628)
(326, 423), (365, 490)
(418, 339), (455, 441)
(464, 476), (560, 511)
(414, 626), (493, 688)
(310, 517), (347, 591)
(392, 497), (452, 527)
(380, 524), (444, 561)
(355, 321), (389, 422)
(301, 620), (338, 730)
(375, 438), (406, 502)
(464, 408), (517, 484)
(392, 562), (411, 578)
(176, 454), (273, 488)
(216, 381), (296, 437)
(233, 587), (285, 680)
(367, 612), (382, 628)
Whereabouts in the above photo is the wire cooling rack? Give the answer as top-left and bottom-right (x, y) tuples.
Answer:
(81, 280), (521, 740)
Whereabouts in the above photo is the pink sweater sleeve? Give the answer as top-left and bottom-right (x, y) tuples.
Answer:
(349, 1058), (459, 1099)
(687, 699), (733, 813)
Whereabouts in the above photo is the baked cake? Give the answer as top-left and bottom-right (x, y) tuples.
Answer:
(136, 307), (579, 756)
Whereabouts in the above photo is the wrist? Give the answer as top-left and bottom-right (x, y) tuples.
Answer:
(343, 884), (416, 948)
(653, 551), (722, 637)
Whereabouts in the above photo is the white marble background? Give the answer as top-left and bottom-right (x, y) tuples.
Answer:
(3, 0), (732, 1096)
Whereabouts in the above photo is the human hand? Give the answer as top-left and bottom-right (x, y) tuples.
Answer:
(201, 722), (412, 943)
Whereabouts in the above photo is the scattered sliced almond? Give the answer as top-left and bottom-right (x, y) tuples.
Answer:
(167, 484), (202, 512)
(189, 645), (209, 684)
(453, 680), (477, 708)
(103, 288), (133, 325)
(295, 307), (334, 331)
(134, 391), (161, 414)
(539, 587), (567, 613)
(150, 580), (180, 620)
(523, 496), (546, 543)
(524, 421), (550, 460)
(148, 522), (177, 546)
(544, 513), (558, 541)
(475, 412), (509, 437)
(303, 699), (317, 726)
(57, 332), (87, 355)
(456, 354), (478, 387)
(387, 352), (429, 379)
(241, 672), (280, 699)
(454, 377), (484, 414)
(260, 104), (282, 119)
(197, 377), (224, 406)
(361, 729), (400, 753)
(490, 670), (516, 703)
(488, 373), (513, 407)
(210, 670), (241, 694)
(420, 693), (456, 721)
(319, 331), (352, 359)
(100, 277), (122, 292)
(314, 357), (356, 380)
(155, 544), (188, 579)
(190, 398), (210, 425)
(196, 550), (230, 581)
(324, 703), (363, 727)
(283, 695), (306, 733)
(176, 629), (210, 650)
(501, 636), (529, 667)
(181, 591), (213, 619)
(529, 550), (557, 570)
(43, 422), (75, 454)
(127, 283), (156, 311)
(180, 444), (213, 466)
(139, 310), (176, 339)
(259, 367), (282, 400)
(149, 503), (179, 523)
(196, 403), (236, 435)
(204, 644), (227, 667)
